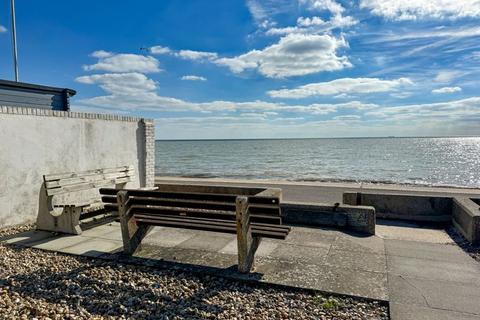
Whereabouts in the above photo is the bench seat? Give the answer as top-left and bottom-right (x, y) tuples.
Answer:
(36, 165), (134, 235)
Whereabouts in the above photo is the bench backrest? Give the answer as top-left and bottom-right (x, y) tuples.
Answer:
(44, 165), (134, 197)
(100, 188), (282, 225)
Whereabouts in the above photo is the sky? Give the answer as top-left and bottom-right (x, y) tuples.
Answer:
(0, 0), (479, 139)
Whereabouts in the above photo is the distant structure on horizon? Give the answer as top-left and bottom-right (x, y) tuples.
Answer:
(0, 79), (76, 111)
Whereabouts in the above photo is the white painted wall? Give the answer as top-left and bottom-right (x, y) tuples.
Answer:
(0, 107), (154, 227)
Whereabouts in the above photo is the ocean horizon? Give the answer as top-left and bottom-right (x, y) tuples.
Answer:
(155, 136), (480, 189)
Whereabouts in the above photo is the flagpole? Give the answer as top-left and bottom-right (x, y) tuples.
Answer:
(10, 0), (19, 82)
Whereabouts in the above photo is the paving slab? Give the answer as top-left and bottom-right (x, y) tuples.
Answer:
(377, 223), (454, 244)
(270, 242), (330, 264)
(58, 238), (123, 257)
(176, 233), (235, 252)
(30, 234), (90, 252)
(325, 248), (386, 273)
(331, 233), (385, 254)
(1, 230), (56, 246)
(143, 227), (197, 247)
(385, 239), (474, 262)
(219, 238), (279, 257)
(387, 254), (480, 285)
(390, 303), (480, 320)
(388, 275), (480, 315)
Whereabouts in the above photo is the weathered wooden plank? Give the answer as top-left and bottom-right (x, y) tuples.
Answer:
(130, 205), (281, 225)
(236, 196), (261, 273)
(45, 165), (133, 181)
(46, 177), (132, 196)
(118, 191), (152, 255)
(45, 170), (134, 189)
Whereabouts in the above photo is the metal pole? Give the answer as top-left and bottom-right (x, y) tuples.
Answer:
(10, 0), (19, 82)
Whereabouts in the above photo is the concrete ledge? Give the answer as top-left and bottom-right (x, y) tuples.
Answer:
(343, 192), (452, 223)
(281, 201), (375, 235)
(452, 197), (480, 245)
(0, 105), (151, 123)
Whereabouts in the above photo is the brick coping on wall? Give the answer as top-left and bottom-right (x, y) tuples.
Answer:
(0, 105), (153, 124)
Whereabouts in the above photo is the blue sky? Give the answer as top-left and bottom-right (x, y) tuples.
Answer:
(1, 0), (479, 139)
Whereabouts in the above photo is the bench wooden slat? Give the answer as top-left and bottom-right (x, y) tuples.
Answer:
(46, 171), (134, 189)
(47, 177), (132, 196)
(134, 215), (288, 239)
(44, 165), (134, 181)
(101, 195), (280, 213)
(99, 188), (280, 205)
(135, 213), (289, 235)
(129, 206), (282, 225)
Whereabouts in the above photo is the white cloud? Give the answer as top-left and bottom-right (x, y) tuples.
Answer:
(266, 14), (357, 35)
(75, 73), (157, 95)
(360, 0), (480, 20)
(181, 75), (207, 81)
(333, 115), (361, 121)
(150, 46), (171, 55)
(432, 86), (462, 94)
(215, 33), (351, 78)
(300, 0), (345, 15)
(0, 25), (7, 33)
(176, 50), (218, 61)
(90, 50), (113, 58)
(148, 46), (218, 61)
(75, 70), (380, 115)
(83, 52), (161, 73)
(268, 77), (413, 98)
(246, 0), (295, 25)
(366, 97), (480, 121)
(434, 70), (464, 83)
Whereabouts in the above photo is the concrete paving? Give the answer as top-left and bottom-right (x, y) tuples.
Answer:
(2, 220), (480, 319)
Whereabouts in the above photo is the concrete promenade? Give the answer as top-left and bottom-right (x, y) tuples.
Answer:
(155, 176), (480, 203)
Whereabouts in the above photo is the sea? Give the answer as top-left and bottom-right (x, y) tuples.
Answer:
(155, 137), (480, 188)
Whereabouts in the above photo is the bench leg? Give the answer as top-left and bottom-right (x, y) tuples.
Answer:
(117, 190), (152, 255)
(236, 196), (261, 273)
(36, 205), (82, 235)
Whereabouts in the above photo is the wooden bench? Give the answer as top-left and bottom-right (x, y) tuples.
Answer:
(36, 165), (135, 235)
(100, 185), (290, 273)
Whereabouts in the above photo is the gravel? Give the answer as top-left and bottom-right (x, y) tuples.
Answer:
(0, 225), (388, 319)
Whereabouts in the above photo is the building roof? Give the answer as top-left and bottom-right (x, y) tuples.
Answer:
(0, 79), (76, 96)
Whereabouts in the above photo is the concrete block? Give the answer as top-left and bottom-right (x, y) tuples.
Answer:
(282, 201), (375, 235)
(343, 192), (452, 222)
(452, 197), (480, 245)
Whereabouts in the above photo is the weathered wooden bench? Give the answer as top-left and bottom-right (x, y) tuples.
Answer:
(100, 185), (290, 273)
(36, 165), (135, 235)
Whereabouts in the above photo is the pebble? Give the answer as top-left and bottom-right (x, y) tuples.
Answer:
(0, 224), (389, 319)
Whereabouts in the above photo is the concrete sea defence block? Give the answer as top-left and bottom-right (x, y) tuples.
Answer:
(281, 201), (375, 235)
(343, 192), (452, 223)
(452, 197), (480, 245)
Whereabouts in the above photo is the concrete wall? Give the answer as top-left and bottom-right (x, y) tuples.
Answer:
(0, 106), (155, 227)
(282, 201), (376, 235)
